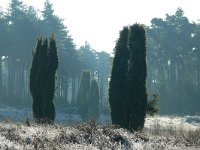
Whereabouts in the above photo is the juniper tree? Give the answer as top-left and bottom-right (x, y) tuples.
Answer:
(127, 24), (147, 131)
(77, 70), (91, 121)
(30, 38), (46, 122)
(88, 79), (100, 121)
(44, 35), (58, 122)
(30, 35), (58, 124)
(109, 27), (129, 126)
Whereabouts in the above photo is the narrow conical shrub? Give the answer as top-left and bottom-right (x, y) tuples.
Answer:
(77, 70), (91, 121)
(109, 27), (129, 126)
(109, 24), (148, 132)
(127, 24), (147, 131)
(30, 34), (58, 124)
(88, 79), (100, 121)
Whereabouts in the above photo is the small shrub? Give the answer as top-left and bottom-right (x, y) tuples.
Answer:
(147, 94), (159, 116)
(24, 116), (30, 127)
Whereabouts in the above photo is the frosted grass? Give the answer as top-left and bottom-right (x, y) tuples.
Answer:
(0, 105), (199, 149)
(0, 120), (199, 149)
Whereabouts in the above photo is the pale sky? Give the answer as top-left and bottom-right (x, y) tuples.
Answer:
(0, 0), (200, 53)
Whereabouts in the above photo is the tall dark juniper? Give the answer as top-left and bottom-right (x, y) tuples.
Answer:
(127, 24), (147, 131)
(30, 35), (58, 124)
(109, 24), (148, 131)
(109, 27), (129, 126)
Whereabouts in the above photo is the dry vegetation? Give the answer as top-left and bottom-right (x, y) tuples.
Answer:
(0, 116), (200, 150)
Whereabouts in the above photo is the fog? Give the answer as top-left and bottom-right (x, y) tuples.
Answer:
(0, 1), (200, 149)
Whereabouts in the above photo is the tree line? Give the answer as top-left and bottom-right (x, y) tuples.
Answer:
(0, 0), (199, 117)
(146, 8), (200, 115)
(0, 0), (110, 115)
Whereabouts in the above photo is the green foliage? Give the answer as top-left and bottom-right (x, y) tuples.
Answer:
(7, 0), (38, 62)
(78, 41), (97, 71)
(109, 24), (147, 131)
(88, 79), (100, 120)
(109, 27), (129, 126)
(30, 35), (58, 124)
(146, 8), (199, 115)
(1, 1), (200, 117)
(77, 70), (91, 121)
(77, 70), (100, 121)
(146, 94), (159, 116)
(0, 0), (77, 107)
(0, 0), (111, 110)
(126, 24), (147, 131)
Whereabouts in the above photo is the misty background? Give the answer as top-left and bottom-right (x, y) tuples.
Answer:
(1, 0), (199, 53)
(0, 0), (200, 119)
